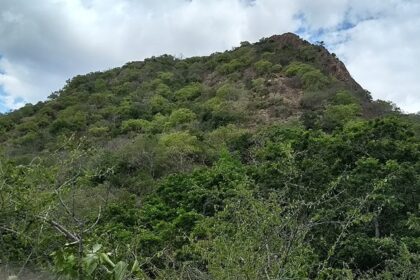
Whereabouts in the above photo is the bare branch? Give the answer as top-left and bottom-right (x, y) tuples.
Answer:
(83, 206), (101, 233)
(37, 215), (80, 244)
(55, 189), (81, 225)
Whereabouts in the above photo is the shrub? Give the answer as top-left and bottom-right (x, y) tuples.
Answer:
(88, 126), (109, 136)
(216, 59), (246, 75)
(201, 97), (244, 128)
(271, 64), (283, 73)
(285, 62), (329, 90)
(155, 82), (172, 97)
(251, 78), (269, 97)
(216, 83), (243, 101)
(168, 108), (196, 126)
(319, 103), (361, 131)
(121, 119), (151, 132)
(301, 69), (329, 90)
(298, 45), (318, 62)
(261, 52), (275, 61)
(149, 95), (171, 114)
(157, 72), (175, 84)
(332, 90), (359, 105)
(50, 108), (87, 133)
(284, 62), (315, 77)
(158, 131), (201, 169)
(254, 59), (273, 75)
(175, 83), (202, 101)
(301, 90), (335, 109)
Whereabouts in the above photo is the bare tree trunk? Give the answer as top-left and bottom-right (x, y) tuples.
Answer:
(78, 231), (84, 280)
(374, 217), (380, 238)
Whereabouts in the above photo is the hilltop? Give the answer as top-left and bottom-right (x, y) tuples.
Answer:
(0, 33), (419, 279)
(0, 33), (396, 160)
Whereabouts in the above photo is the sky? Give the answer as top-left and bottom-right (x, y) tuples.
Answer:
(0, 0), (419, 113)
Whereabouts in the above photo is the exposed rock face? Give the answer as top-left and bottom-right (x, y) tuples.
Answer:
(268, 32), (308, 49)
(269, 33), (363, 91)
(317, 46), (363, 91)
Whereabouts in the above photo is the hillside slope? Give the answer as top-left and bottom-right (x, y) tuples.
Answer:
(0, 33), (419, 279)
(0, 33), (391, 159)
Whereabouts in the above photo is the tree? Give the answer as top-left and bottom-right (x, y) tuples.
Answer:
(254, 59), (273, 75)
(175, 83), (202, 101)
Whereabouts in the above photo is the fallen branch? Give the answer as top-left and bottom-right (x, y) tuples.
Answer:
(37, 215), (80, 244)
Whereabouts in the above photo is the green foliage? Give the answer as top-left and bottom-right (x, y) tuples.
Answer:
(50, 106), (87, 133)
(333, 90), (360, 105)
(157, 71), (175, 84)
(154, 82), (171, 97)
(215, 47), (254, 75)
(301, 90), (335, 109)
(271, 63), (283, 73)
(149, 94), (171, 114)
(298, 45), (319, 62)
(175, 83), (202, 101)
(215, 83), (244, 101)
(319, 103), (362, 131)
(201, 97), (245, 128)
(301, 69), (330, 90)
(0, 33), (418, 279)
(121, 118), (150, 132)
(52, 244), (142, 279)
(254, 59), (273, 75)
(193, 190), (317, 279)
(159, 131), (200, 156)
(168, 108), (196, 127)
(217, 58), (247, 74)
(251, 77), (266, 94)
(207, 124), (248, 147)
(285, 61), (330, 90)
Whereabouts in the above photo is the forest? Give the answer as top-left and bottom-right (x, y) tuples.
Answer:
(0, 33), (419, 279)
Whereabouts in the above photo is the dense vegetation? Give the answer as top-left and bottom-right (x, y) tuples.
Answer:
(0, 33), (419, 279)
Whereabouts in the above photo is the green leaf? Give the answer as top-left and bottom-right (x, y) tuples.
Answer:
(130, 259), (140, 274)
(84, 255), (98, 276)
(92, 243), (102, 253)
(113, 261), (128, 280)
(100, 252), (115, 268)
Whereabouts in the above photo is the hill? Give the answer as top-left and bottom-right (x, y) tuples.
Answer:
(0, 33), (397, 160)
(0, 33), (419, 279)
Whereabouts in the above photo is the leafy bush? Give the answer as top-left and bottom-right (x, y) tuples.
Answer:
(254, 59), (273, 75)
(50, 108), (87, 133)
(332, 90), (359, 105)
(88, 126), (109, 136)
(168, 108), (196, 127)
(216, 59), (246, 75)
(215, 83), (244, 101)
(157, 71), (175, 84)
(301, 90), (335, 109)
(1, 33), (418, 279)
(301, 69), (330, 90)
(154, 82), (171, 97)
(201, 97), (245, 128)
(271, 63), (283, 73)
(175, 83), (202, 101)
(319, 103), (361, 131)
(285, 61), (329, 90)
(121, 119), (150, 132)
(159, 131), (200, 156)
(158, 131), (202, 171)
(149, 94), (171, 114)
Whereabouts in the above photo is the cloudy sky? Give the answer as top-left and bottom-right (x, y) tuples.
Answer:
(0, 0), (419, 113)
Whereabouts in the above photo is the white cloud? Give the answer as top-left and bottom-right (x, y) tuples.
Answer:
(322, 0), (420, 113)
(0, 0), (299, 110)
(0, 0), (419, 112)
